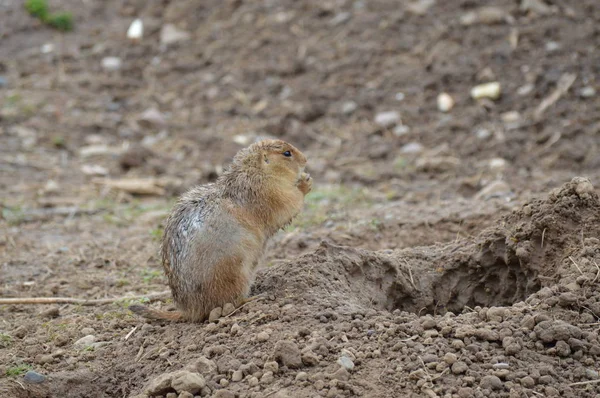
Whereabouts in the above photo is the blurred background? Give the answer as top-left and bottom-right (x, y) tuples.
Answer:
(1, 0), (599, 284)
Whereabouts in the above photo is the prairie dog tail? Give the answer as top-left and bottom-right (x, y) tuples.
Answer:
(129, 304), (183, 321)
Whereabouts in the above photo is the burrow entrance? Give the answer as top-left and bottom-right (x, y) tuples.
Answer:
(347, 237), (542, 316)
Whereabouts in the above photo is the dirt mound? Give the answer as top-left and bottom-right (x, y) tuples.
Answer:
(256, 177), (599, 316)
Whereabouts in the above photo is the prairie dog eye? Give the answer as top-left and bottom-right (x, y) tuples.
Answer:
(283, 151), (292, 157)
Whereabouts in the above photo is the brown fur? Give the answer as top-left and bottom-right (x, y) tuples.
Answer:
(130, 140), (311, 322)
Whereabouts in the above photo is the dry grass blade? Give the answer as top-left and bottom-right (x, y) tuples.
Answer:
(592, 261), (600, 284)
(569, 379), (600, 387)
(569, 256), (584, 275)
(534, 73), (576, 120)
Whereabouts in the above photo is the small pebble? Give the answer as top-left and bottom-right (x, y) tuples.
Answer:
(451, 362), (468, 374)
(480, 375), (503, 390)
(517, 84), (534, 96)
(40, 307), (60, 319)
(213, 390), (235, 398)
(580, 86), (596, 98)
(421, 317), (437, 330)
(138, 107), (167, 129)
(301, 351), (319, 366)
(437, 92), (455, 112)
(460, 7), (509, 26)
(573, 177), (594, 198)
(341, 101), (358, 114)
(331, 367), (351, 381)
(545, 41), (561, 52)
(160, 24), (191, 45)
(127, 18), (144, 41)
(489, 158), (507, 173)
(374, 111), (400, 128)
(256, 331), (270, 342)
(337, 356), (355, 371)
(520, 376), (536, 388)
(222, 303), (235, 316)
(101, 57), (122, 72)
(475, 128), (492, 140)
(273, 340), (303, 368)
(23, 371), (46, 384)
(81, 327), (95, 336)
(401, 142), (423, 154)
(260, 371), (274, 384)
(393, 125), (410, 136)
(231, 370), (243, 382)
(208, 307), (222, 322)
(521, 0), (552, 14)
(470, 82), (501, 100)
(443, 353), (458, 365)
(264, 361), (279, 374)
(231, 323), (241, 335)
(295, 372), (308, 382)
(40, 43), (54, 53)
(36, 354), (53, 364)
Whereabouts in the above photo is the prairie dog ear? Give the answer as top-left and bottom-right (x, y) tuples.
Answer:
(263, 152), (270, 164)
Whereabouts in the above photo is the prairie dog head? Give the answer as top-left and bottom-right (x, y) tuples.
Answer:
(253, 139), (307, 183)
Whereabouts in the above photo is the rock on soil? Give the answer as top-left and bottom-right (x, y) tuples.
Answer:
(272, 340), (303, 369)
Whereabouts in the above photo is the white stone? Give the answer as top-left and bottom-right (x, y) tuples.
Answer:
(233, 134), (252, 145)
(101, 57), (122, 72)
(341, 101), (358, 114)
(41, 43), (54, 54)
(470, 82), (501, 100)
(501, 111), (521, 123)
(127, 18), (144, 41)
(138, 108), (166, 129)
(521, 0), (552, 15)
(81, 164), (109, 176)
(160, 24), (191, 45)
(517, 84), (534, 96)
(401, 142), (424, 154)
(44, 180), (60, 193)
(393, 125), (410, 136)
(489, 158), (507, 172)
(545, 41), (561, 52)
(580, 87), (596, 98)
(475, 128), (492, 140)
(374, 111), (400, 128)
(406, 0), (436, 16)
(437, 92), (455, 112)
(337, 356), (355, 371)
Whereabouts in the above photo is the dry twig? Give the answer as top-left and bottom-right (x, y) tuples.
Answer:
(0, 291), (170, 306)
(534, 73), (576, 120)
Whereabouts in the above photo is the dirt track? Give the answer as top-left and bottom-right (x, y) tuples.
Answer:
(1, 1), (600, 397)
